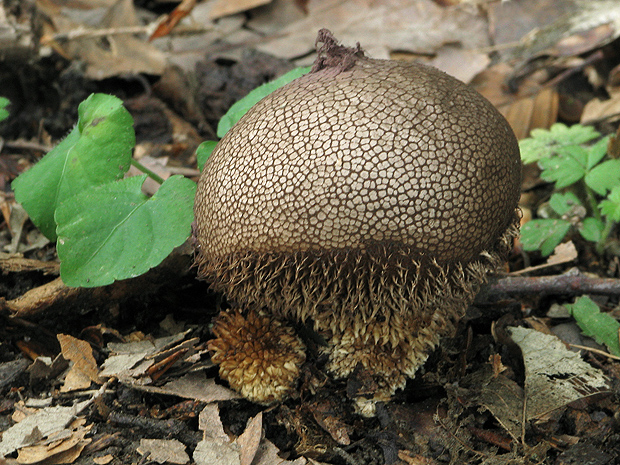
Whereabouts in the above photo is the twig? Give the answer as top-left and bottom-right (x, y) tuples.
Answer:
(483, 272), (620, 297)
(567, 343), (620, 361)
(41, 26), (153, 44)
(3, 139), (53, 152)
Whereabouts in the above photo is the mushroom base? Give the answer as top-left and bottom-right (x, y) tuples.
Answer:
(208, 307), (306, 404)
(197, 211), (520, 414)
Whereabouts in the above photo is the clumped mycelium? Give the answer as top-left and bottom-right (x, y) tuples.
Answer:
(195, 29), (521, 415)
(208, 308), (306, 404)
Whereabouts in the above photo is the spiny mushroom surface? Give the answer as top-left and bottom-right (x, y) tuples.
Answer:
(195, 29), (521, 415)
(208, 308), (306, 404)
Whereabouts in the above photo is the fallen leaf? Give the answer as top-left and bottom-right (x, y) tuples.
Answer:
(257, 0), (489, 61)
(37, 0), (166, 79)
(93, 454), (114, 464)
(198, 404), (229, 441)
(193, 437), (240, 465)
(236, 412), (262, 465)
(510, 241), (578, 275)
(210, 0), (272, 19)
(509, 326), (609, 419)
(137, 439), (190, 465)
(581, 94), (620, 125)
(0, 406), (76, 456)
(145, 372), (241, 403)
(15, 424), (91, 464)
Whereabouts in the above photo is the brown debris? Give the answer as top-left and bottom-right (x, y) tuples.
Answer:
(311, 28), (364, 73)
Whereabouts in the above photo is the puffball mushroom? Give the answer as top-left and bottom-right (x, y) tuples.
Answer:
(208, 308), (306, 404)
(195, 29), (521, 415)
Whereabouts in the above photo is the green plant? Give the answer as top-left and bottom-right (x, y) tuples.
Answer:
(565, 295), (620, 356)
(0, 97), (10, 121)
(520, 123), (620, 256)
(12, 68), (309, 288)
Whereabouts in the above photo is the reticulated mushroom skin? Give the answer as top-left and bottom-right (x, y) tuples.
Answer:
(196, 30), (521, 415)
(196, 54), (520, 263)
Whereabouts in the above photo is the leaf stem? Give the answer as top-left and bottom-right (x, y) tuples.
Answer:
(596, 216), (616, 255)
(131, 158), (165, 185)
(584, 183), (602, 222)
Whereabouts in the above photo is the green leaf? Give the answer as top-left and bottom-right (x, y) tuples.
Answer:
(217, 66), (311, 138)
(584, 159), (620, 196)
(566, 296), (620, 356)
(548, 192), (582, 216)
(519, 123), (600, 164)
(197, 141), (217, 171)
(585, 135), (610, 169)
(578, 217), (604, 242)
(56, 175), (196, 287)
(600, 185), (620, 222)
(538, 145), (587, 189)
(0, 96), (10, 121)
(521, 219), (571, 256)
(12, 93), (134, 240)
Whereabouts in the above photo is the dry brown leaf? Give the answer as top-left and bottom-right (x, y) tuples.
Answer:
(210, 0), (272, 19)
(491, 0), (620, 64)
(499, 87), (559, 139)
(509, 326), (610, 420)
(246, 0), (307, 35)
(251, 439), (284, 465)
(474, 371), (524, 441)
(134, 372), (242, 403)
(510, 241), (577, 275)
(236, 412), (262, 465)
(92, 455), (114, 464)
(137, 439), (189, 465)
(428, 46), (490, 84)
(61, 368), (92, 393)
(257, 0), (489, 61)
(581, 94), (620, 125)
(36, 441), (88, 465)
(36, 0), (165, 79)
(57, 334), (101, 386)
(198, 404), (229, 441)
(471, 63), (558, 138)
(15, 423), (91, 464)
(489, 354), (507, 378)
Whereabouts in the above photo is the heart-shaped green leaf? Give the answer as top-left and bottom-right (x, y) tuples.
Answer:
(12, 93), (134, 240)
(56, 175), (196, 287)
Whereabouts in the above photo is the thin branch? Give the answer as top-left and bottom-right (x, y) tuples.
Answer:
(483, 272), (620, 297)
(568, 343), (620, 361)
(41, 26), (152, 44)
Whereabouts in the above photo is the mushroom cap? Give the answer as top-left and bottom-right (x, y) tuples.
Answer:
(194, 41), (521, 265)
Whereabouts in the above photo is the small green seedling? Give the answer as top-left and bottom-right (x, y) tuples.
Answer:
(12, 68), (309, 287)
(0, 97), (10, 121)
(565, 295), (620, 356)
(520, 123), (620, 256)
